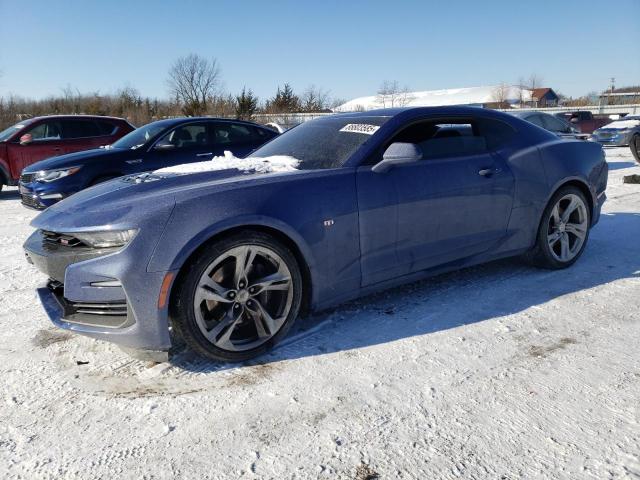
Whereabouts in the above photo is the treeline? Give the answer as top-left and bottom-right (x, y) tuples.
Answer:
(0, 84), (338, 130)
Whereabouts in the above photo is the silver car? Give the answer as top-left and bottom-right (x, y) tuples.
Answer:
(592, 115), (640, 161)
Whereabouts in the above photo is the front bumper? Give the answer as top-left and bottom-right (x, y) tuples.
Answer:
(19, 180), (70, 209)
(24, 229), (175, 351)
(591, 131), (631, 147)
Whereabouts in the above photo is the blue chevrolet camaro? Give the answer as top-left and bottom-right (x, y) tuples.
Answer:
(24, 107), (608, 362)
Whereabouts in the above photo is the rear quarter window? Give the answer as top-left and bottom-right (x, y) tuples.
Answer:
(96, 121), (117, 136)
(476, 118), (517, 150)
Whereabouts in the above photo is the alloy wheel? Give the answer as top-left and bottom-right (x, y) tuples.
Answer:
(193, 245), (293, 352)
(546, 193), (588, 262)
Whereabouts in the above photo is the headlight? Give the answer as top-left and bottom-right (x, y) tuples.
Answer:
(72, 229), (138, 248)
(35, 166), (81, 183)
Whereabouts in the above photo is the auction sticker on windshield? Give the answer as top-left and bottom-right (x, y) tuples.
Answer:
(339, 124), (380, 135)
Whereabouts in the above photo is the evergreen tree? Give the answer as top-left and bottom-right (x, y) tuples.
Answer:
(266, 83), (300, 113)
(235, 87), (258, 120)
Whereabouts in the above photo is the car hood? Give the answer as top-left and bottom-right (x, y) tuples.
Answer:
(30, 168), (307, 231)
(596, 119), (640, 131)
(22, 147), (135, 172)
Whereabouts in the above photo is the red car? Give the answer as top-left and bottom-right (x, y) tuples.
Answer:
(554, 111), (612, 134)
(0, 115), (134, 191)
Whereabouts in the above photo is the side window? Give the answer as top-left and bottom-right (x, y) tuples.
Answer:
(420, 122), (487, 159)
(526, 114), (545, 128)
(213, 123), (254, 145)
(61, 120), (101, 139)
(541, 115), (570, 133)
(254, 127), (277, 142)
(26, 121), (62, 141)
(157, 123), (209, 149)
(96, 121), (117, 136)
(212, 123), (256, 145)
(387, 118), (488, 160)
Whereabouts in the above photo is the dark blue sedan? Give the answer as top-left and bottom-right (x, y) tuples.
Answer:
(18, 117), (278, 209)
(24, 107), (608, 362)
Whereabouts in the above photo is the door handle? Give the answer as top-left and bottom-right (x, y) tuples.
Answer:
(478, 167), (501, 177)
(196, 152), (213, 157)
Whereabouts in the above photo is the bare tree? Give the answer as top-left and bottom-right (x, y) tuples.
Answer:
(167, 54), (221, 116)
(519, 73), (544, 107)
(527, 73), (544, 92)
(491, 83), (511, 108)
(329, 97), (346, 110)
(377, 80), (414, 108)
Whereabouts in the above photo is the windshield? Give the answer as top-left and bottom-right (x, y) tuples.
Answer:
(111, 121), (171, 149)
(249, 116), (390, 169)
(0, 119), (34, 142)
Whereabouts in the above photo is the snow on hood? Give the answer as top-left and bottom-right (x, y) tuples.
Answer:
(600, 119), (640, 130)
(154, 151), (300, 175)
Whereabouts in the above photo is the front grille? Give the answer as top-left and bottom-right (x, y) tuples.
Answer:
(596, 131), (617, 139)
(20, 172), (36, 183)
(21, 194), (42, 209)
(41, 230), (86, 248)
(71, 301), (128, 316)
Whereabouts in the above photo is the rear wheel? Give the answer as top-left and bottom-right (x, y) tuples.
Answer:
(171, 231), (303, 362)
(526, 186), (591, 269)
(631, 134), (640, 164)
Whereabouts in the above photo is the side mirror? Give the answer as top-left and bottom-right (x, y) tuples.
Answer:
(19, 133), (33, 145)
(372, 142), (422, 173)
(153, 143), (176, 151)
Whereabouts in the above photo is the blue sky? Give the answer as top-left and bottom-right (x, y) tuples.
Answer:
(0, 0), (638, 102)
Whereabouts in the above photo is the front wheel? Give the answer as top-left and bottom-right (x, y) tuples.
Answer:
(631, 134), (640, 164)
(526, 186), (591, 269)
(171, 231), (303, 362)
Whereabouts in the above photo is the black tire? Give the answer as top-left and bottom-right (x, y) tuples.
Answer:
(170, 231), (303, 362)
(631, 134), (640, 164)
(525, 186), (591, 269)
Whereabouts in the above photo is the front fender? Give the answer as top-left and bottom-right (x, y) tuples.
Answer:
(150, 213), (318, 278)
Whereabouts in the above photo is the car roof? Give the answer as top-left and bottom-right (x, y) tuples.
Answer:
(26, 114), (129, 122)
(332, 106), (494, 117)
(148, 117), (270, 128)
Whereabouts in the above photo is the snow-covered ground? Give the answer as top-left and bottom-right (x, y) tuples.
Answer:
(1, 148), (639, 479)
